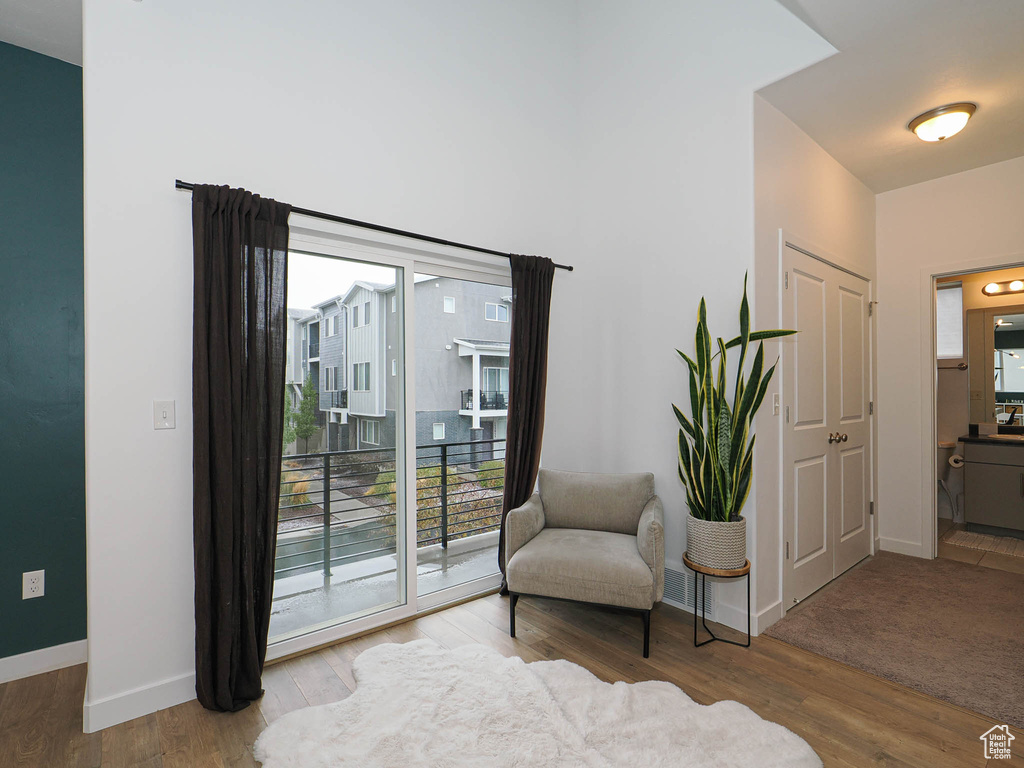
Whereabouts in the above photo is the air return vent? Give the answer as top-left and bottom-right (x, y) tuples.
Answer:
(664, 566), (714, 615)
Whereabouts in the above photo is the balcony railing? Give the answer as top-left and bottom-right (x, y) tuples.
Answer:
(276, 438), (505, 579)
(327, 390), (348, 409)
(461, 389), (508, 411)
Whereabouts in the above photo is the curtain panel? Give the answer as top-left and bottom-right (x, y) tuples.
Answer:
(498, 254), (556, 585)
(192, 185), (291, 712)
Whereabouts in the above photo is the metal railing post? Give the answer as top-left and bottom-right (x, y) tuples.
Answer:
(440, 444), (449, 549)
(323, 452), (332, 577)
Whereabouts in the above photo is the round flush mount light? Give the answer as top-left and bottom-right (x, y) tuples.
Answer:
(909, 102), (977, 142)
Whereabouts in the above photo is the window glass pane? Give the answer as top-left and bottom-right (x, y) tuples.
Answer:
(936, 284), (963, 359)
(276, 251), (404, 645)
(415, 274), (508, 597)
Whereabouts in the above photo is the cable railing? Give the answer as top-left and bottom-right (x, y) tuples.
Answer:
(276, 438), (505, 580)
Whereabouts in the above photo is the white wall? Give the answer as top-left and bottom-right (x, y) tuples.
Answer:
(540, 4), (833, 631)
(876, 155), (1024, 556)
(84, 0), (835, 728)
(750, 96), (876, 627)
(83, 0), (580, 731)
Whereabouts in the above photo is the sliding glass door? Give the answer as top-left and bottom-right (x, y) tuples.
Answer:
(269, 251), (408, 646)
(266, 232), (508, 655)
(413, 274), (508, 601)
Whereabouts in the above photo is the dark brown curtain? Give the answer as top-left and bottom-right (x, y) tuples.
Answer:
(498, 254), (555, 585)
(192, 185), (291, 712)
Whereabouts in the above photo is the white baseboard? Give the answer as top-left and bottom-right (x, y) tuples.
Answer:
(879, 536), (926, 558)
(0, 639), (88, 684)
(753, 600), (783, 634)
(83, 670), (196, 733)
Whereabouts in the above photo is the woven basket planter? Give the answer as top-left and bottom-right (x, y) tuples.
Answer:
(686, 514), (747, 570)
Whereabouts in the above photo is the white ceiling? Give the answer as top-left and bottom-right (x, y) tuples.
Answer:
(762, 0), (1024, 192)
(0, 0), (81, 65)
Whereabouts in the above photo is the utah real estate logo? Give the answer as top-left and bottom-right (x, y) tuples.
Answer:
(980, 725), (1015, 760)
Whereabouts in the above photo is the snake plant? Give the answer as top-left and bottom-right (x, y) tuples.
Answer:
(674, 275), (795, 523)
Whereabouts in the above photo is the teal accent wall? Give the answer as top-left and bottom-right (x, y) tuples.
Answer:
(0, 42), (85, 658)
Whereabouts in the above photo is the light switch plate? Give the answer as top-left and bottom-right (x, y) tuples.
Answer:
(154, 400), (176, 430)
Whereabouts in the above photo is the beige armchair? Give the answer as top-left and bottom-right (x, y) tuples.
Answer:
(504, 469), (664, 657)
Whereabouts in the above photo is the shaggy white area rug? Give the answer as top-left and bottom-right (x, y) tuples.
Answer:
(254, 640), (821, 767)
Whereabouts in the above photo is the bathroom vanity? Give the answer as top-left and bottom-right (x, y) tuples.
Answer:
(960, 434), (1024, 535)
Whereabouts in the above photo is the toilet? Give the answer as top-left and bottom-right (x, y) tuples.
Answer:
(937, 441), (964, 523)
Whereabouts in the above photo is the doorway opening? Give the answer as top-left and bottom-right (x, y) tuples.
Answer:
(932, 265), (1024, 571)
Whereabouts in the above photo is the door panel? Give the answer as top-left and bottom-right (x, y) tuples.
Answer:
(839, 287), (865, 421)
(839, 447), (866, 539)
(783, 245), (872, 607)
(833, 271), (872, 575)
(793, 457), (828, 564)
(793, 270), (827, 427)
(782, 253), (834, 604)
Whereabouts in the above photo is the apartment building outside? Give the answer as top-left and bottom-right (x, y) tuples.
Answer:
(290, 276), (511, 454)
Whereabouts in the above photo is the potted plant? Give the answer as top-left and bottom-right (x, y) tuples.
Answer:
(674, 275), (795, 570)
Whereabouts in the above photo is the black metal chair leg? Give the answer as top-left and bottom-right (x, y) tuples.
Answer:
(642, 609), (651, 658)
(509, 592), (519, 638)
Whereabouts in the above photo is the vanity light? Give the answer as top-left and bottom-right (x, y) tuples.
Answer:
(983, 280), (1024, 297)
(908, 102), (977, 142)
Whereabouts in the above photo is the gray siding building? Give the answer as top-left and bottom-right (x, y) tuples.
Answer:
(290, 275), (510, 454)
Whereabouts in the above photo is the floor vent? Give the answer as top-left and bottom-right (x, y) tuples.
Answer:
(664, 566), (714, 615)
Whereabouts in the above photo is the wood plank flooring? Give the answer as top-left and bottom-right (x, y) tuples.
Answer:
(1, 593), (1020, 767)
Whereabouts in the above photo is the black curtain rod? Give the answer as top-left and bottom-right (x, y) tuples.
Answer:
(174, 180), (572, 272)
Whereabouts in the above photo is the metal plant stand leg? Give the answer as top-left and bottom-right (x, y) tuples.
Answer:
(689, 559), (751, 648)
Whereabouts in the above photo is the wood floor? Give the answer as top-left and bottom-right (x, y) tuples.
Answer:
(2, 593), (1021, 767)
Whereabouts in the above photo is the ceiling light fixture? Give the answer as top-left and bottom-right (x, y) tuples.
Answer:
(908, 102), (977, 142)
(983, 280), (1024, 297)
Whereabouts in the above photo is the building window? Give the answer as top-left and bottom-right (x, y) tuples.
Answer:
(483, 366), (510, 393)
(360, 419), (379, 445)
(432, 422), (445, 440)
(443, 296), (455, 314)
(363, 301), (371, 324)
(353, 362), (370, 391)
(352, 305), (360, 328)
(324, 366), (341, 391)
(485, 302), (509, 322)
(936, 282), (964, 359)
(391, 359), (397, 376)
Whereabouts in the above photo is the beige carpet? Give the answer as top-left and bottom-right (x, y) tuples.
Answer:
(765, 552), (1024, 727)
(942, 528), (1024, 557)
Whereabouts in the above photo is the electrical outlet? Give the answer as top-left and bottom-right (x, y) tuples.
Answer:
(22, 570), (45, 600)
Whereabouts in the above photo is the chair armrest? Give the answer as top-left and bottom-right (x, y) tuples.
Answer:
(637, 495), (664, 602)
(505, 493), (545, 567)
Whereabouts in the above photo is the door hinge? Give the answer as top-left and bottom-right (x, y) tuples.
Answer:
(785, 405), (790, 423)
(868, 302), (873, 317)
(785, 541), (790, 560)
(869, 401), (874, 415)
(785, 271), (789, 289)
(869, 501), (874, 516)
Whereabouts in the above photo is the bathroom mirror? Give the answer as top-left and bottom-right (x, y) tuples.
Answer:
(966, 305), (1024, 424)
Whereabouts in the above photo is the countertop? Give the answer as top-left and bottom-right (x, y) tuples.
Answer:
(958, 433), (1024, 446)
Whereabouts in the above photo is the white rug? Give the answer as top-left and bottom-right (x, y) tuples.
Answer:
(254, 640), (821, 767)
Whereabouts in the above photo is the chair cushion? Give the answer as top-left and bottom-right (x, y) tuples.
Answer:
(538, 469), (654, 534)
(505, 528), (655, 610)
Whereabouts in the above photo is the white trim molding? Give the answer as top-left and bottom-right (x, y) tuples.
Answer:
(0, 639), (88, 685)
(879, 536), (927, 558)
(83, 670), (196, 733)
